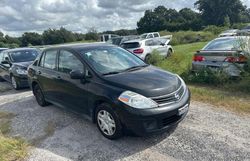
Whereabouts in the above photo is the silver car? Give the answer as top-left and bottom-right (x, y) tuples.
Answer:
(192, 36), (249, 76)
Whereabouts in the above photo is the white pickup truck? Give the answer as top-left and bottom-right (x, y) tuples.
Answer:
(140, 32), (173, 40)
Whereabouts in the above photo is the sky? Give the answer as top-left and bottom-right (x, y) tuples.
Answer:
(0, 0), (250, 36)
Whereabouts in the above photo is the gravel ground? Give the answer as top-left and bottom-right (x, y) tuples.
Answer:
(0, 84), (249, 161)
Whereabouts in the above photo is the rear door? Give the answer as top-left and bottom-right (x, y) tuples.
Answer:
(55, 49), (89, 113)
(37, 49), (59, 102)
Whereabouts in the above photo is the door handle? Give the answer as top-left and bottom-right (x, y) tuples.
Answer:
(37, 71), (42, 75)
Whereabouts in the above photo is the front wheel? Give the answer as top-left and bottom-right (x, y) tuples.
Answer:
(96, 103), (123, 139)
(145, 54), (151, 64)
(11, 76), (20, 90)
(33, 84), (49, 107)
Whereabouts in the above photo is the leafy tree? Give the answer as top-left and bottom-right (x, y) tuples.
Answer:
(137, 6), (203, 33)
(85, 27), (99, 41)
(195, 0), (248, 26)
(21, 32), (43, 47)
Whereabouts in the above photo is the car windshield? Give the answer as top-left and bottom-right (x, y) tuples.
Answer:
(10, 50), (39, 62)
(81, 47), (146, 75)
(203, 38), (242, 50)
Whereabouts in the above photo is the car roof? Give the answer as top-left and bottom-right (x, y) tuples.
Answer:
(214, 36), (249, 41)
(44, 42), (116, 52)
(4, 47), (39, 52)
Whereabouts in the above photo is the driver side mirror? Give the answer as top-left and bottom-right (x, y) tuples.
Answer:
(1, 57), (11, 65)
(160, 43), (165, 46)
(1, 60), (9, 64)
(69, 70), (85, 79)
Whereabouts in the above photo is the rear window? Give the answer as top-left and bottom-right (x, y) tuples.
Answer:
(121, 42), (141, 49)
(203, 38), (241, 50)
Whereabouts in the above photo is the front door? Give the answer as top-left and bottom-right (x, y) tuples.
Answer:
(56, 49), (89, 114)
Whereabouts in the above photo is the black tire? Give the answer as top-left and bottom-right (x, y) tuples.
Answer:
(145, 54), (151, 64)
(95, 103), (123, 140)
(33, 84), (49, 107)
(0, 76), (5, 82)
(167, 49), (173, 57)
(10, 75), (20, 90)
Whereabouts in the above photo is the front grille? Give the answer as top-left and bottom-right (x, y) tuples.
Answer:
(151, 85), (185, 106)
(161, 114), (182, 127)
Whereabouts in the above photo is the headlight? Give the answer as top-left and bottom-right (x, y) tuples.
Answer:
(118, 91), (158, 109)
(16, 67), (27, 75)
(176, 75), (187, 90)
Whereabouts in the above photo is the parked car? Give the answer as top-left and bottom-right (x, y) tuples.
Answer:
(219, 29), (238, 37)
(140, 32), (160, 39)
(192, 36), (249, 76)
(28, 43), (190, 139)
(0, 48), (40, 89)
(237, 26), (250, 36)
(106, 35), (140, 46)
(121, 38), (173, 62)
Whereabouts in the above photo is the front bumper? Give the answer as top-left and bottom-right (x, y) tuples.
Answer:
(115, 88), (191, 136)
(15, 75), (29, 87)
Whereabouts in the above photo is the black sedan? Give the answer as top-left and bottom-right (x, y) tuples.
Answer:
(0, 48), (40, 89)
(28, 43), (190, 139)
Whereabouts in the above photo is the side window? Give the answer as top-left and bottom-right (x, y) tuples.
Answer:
(43, 50), (57, 70)
(3, 52), (9, 61)
(153, 39), (162, 46)
(58, 50), (84, 74)
(153, 33), (159, 37)
(148, 34), (153, 38)
(39, 52), (45, 67)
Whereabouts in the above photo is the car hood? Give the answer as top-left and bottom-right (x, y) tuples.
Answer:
(103, 66), (182, 97)
(13, 61), (33, 69)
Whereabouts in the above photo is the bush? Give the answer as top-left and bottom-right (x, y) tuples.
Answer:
(203, 25), (228, 35)
(231, 23), (249, 29)
(160, 30), (215, 45)
(182, 69), (231, 85)
(147, 51), (165, 65)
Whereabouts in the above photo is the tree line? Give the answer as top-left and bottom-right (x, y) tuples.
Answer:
(137, 0), (250, 33)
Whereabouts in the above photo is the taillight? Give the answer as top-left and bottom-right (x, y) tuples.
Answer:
(224, 55), (247, 63)
(193, 55), (205, 62)
(133, 48), (144, 54)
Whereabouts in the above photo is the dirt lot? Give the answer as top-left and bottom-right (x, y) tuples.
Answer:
(0, 82), (249, 161)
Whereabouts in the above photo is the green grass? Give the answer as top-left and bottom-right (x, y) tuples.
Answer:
(0, 112), (28, 161)
(189, 85), (250, 114)
(157, 42), (207, 75)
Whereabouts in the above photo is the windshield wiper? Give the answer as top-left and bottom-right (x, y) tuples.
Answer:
(102, 71), (122, 76)
(124, 65), (149, 72)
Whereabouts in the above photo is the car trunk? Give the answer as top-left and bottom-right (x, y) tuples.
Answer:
(193, 50), (247, 76)
(194, 50), (246, 63)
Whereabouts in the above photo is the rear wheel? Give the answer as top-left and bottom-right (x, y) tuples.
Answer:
(145, 54), (151, 64)
(33, 84), (49, 107)
(167, 49), (173, 57)
(11, 76), (20, 90)
(96, 103), (123, 139)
